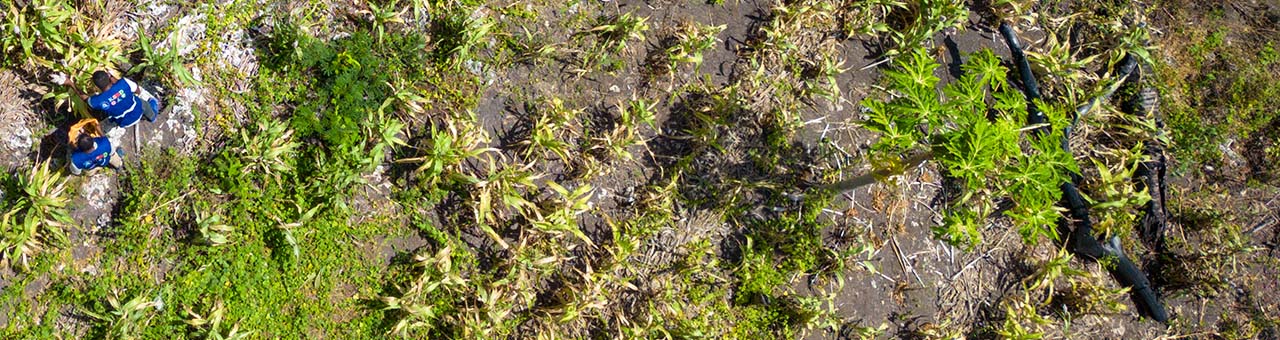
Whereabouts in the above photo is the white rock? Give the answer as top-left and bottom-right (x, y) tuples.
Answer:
(80, 173), (114, 212)
(147, 86), (201, 154)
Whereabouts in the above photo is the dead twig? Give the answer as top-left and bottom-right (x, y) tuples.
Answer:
(142, 188), (197, 219)
(824, 151), (933, 194)
(1249, 215), (1277, 234)
(890, 235), (924, 286)
(948, 248), (1001, 282)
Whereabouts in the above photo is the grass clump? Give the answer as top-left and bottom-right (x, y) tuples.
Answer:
(575, 12), (649, 73)
(662, 21), (724, 74)
(183, 300), (254, 340)
(83, 289), (161, 340)
(0, 161), (74, 270)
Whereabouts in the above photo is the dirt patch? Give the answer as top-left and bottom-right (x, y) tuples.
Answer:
(327, 282), (359, 324)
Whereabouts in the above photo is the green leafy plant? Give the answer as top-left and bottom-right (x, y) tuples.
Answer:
(84, 289), (161, 340)
(995, 295), (1051, 339)
(587, 12), (649, 54)
(1025, 30), (1099, 87)
(524, 181), (594, 245)
(587, 98), (655, 162)
(379, 244), (470, 337)
(271, 200), (322, 263)
(858, 48), (1078, 248)
(367, 97), (410, 167)
(434, 9), (494, 68)
(572, 12), (649, 73)
(987, 0), (1036, 23)
(1077, 152), (1152, 242)
(366, 0), (409, 44)
(0, 161), (73, 269)
(194, 212), (234, 246)
(1023, 249), (1087, 305)
(846, 322), (890, 340)
(881, 0), (966, 58)
(231, 118), (299, 183)
(833, 0), (901, 38)
(130, 31), (197, 87)
(463, 160), (541, 250)
(504, 27), (558, 66)
(520, 97), (582, 164)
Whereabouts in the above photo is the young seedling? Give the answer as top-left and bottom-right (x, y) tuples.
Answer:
(505, 27), (559, 66)
(880, 0), (966, 58)
(587, 98), (656, 163)
(1024, 29), (1100, 87)
(272, 200), (321, 262)
(525, 181), (594, 246)
(664, 21), (724, 73)
(132, 29), (197, 87)
(587, 12), (649, 54)
(466, 159), (541, 250)
(439, 12), (494, 69)
(232, 118), (299, 184)
(996, 293), (1052, 339)
(380, 245), (468, 336)
(574, 12), (649, 73)
(365, 0), (408, 44)
(834, 0), (900, 38)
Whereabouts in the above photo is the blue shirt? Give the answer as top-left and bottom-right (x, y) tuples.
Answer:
(87, 79), (143, 127)
(70, 137), (113, 171)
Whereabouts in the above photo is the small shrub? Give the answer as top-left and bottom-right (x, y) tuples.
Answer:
(860, 48), (1078, 248)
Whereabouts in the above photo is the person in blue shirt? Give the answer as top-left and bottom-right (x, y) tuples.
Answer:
(68, 133), (122, 175)
(62, 71), (161, 137)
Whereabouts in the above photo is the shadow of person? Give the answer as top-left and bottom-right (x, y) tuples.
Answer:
(24, 86), (76, 167)
(33, 128), (70, 166)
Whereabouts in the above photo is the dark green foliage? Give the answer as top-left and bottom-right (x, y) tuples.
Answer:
(261, 24), (425, 150)
(237, 22), (426, 211)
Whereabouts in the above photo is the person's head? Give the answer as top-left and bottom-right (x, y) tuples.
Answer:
(76, 134), (95, 153)
(92, 71), (113, 91)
